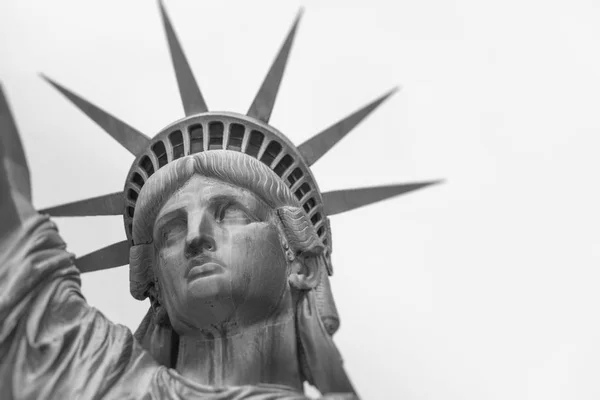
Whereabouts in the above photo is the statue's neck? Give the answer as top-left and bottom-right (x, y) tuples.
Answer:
(175, 300), (303, 390)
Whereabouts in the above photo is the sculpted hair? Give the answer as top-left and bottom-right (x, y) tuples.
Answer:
(276, 206), (325, 256)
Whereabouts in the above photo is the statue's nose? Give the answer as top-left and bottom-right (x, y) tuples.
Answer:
(184, 211), (216, 257)
(185, 235), (215, 258)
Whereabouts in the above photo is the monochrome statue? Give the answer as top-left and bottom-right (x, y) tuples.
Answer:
(0, 2), (441, 399)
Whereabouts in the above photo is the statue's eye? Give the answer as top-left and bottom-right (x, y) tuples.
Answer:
(217, 203), (252, 225)
(157, 218), (186, 246)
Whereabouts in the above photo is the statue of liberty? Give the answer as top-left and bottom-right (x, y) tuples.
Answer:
(0, 2), (441, 398)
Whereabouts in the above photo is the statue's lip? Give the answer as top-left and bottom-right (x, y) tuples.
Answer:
(187, 262), (225, 281)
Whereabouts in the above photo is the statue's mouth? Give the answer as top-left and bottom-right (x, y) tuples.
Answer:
(187, 262), (225, 281)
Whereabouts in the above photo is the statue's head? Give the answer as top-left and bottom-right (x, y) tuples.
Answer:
(130, 151), (330, 335)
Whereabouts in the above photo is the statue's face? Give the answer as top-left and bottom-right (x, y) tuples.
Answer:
(152, 175), (289, 333)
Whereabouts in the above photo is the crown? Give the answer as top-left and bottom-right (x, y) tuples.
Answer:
(120, 111), (332, 245)
(36, 1), (442, 274)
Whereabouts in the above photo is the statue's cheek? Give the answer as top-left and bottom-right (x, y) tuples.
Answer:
(157, 244), (185, 275)
(235, 224), (282, 262)
(155, 244), (188, 296)
(227, 224), (285, 291)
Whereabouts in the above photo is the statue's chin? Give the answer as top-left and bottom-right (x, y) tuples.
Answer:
(171, 272), (235, 328)
(176, 297), (237, 333)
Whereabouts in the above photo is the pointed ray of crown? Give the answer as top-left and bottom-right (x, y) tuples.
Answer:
(0, 84), (31, 203)
(159, 0), (208, 116)
(39, 1), (443, 274)
(0, 84), (37, 236)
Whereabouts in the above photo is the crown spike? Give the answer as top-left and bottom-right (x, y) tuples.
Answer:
(298, 87), (399, 166)
(39, 191), (123, 217)
(247, 9), (303, 123)
(0, 84), (36, 237)
(323, 180), (443, 216)
(41, 75), (151, 155)
(159, 0), (208, 116)
(76, 240), (130, 273)
(0, 84), (31, 202)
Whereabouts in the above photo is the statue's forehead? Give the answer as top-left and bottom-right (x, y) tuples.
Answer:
(158, 175), (264, 216)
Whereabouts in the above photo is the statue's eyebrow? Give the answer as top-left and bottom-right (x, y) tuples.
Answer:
(208, 192), (268, 220)
(207, 193), (242, 206)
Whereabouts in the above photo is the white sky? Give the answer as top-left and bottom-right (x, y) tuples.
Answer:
(2, 0), (600, 399)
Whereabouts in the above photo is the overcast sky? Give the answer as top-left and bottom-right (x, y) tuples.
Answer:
(2, 0), (600, 399)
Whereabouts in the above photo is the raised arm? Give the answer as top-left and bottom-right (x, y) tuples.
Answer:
(0, 85), (158, 399)
(0, 84), (69, 321)
(0, 83), (74, 311)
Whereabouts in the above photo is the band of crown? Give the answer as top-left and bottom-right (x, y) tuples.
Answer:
(122, 111), (329, 250)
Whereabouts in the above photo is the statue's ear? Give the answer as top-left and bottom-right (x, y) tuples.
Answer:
(288, 255), (320, 290)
